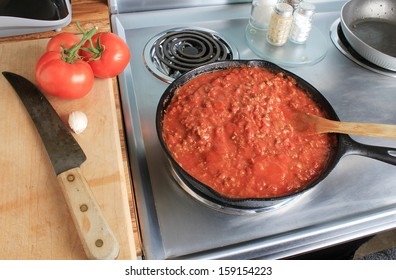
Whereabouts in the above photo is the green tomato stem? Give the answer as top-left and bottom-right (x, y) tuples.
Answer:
(63, 21), (98, 64)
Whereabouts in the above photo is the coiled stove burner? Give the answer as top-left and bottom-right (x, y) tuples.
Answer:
(143, 27), (239, 83)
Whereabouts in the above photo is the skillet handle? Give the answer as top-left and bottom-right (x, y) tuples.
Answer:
(343, 137), (396, 166)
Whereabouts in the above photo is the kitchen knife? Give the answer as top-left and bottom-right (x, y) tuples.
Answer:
(2, 71), (120, 260)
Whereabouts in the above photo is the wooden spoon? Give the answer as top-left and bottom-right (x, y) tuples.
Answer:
(293, 112), (396, 139)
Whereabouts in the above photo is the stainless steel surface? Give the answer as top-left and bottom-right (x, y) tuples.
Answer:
(340, 0), (396, 71)
(111, 0), (396, 259)
(108, 0), (251, 13)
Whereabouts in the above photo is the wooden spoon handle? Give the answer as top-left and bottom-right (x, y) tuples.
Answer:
(320, 118), (396, 139)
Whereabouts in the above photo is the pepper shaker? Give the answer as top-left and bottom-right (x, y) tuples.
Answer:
(266, 3), (294, 46)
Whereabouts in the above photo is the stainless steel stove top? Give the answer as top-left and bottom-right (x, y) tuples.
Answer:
(110, 0), (396, 259)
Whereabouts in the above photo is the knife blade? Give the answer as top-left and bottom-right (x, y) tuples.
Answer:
(2, 71), (120, 260)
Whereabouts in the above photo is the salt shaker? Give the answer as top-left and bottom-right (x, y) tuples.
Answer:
(266, 3), (294, 46)
(289, 2), (316, 44)
(249, 0), (279, 30)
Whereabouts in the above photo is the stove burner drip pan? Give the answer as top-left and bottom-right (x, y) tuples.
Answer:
(168, 161), (297, 215)
(143, 27), (239, 83)
(330, 19), (396, 78)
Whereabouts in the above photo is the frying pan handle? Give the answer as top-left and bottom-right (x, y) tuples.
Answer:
(343, 137), (396, 166)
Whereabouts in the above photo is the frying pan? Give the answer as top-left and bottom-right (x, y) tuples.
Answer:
(340, 0), (396, 70)
(156, 60), (396, 211)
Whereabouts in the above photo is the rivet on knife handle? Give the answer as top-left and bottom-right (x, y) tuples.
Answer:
(58, 167), (120, 260)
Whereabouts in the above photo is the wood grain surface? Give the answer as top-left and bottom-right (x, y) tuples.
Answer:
(0, 0), (141, 259)
(0, 38), (136, 259)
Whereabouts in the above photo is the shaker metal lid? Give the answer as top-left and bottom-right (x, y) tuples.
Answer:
(286, 0), (303, 9)
(296, 2), (316, 16)
(273, 3), (294, 17)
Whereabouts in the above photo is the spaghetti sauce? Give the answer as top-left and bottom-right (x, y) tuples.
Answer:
(162, 67), (335, 199)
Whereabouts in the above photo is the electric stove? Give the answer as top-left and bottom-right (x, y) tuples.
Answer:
(109, 0), (396, 259)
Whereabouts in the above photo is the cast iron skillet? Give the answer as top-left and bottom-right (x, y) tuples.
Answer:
(156, 60), (396, 210)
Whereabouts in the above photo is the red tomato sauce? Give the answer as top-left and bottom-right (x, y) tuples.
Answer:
(162, 67), (336, 199)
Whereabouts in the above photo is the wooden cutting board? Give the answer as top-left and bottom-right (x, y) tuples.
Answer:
(0, 39), (136, 259)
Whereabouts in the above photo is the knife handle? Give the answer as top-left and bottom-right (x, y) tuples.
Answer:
(57, 167), (120, 260)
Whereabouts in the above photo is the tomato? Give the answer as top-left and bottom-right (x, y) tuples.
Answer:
(81, 32), (130, 78)
(46, 32), (81, 53)
(35, 51), (94, 99)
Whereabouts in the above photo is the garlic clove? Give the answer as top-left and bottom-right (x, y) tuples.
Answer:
(68, 111), (88, 134)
